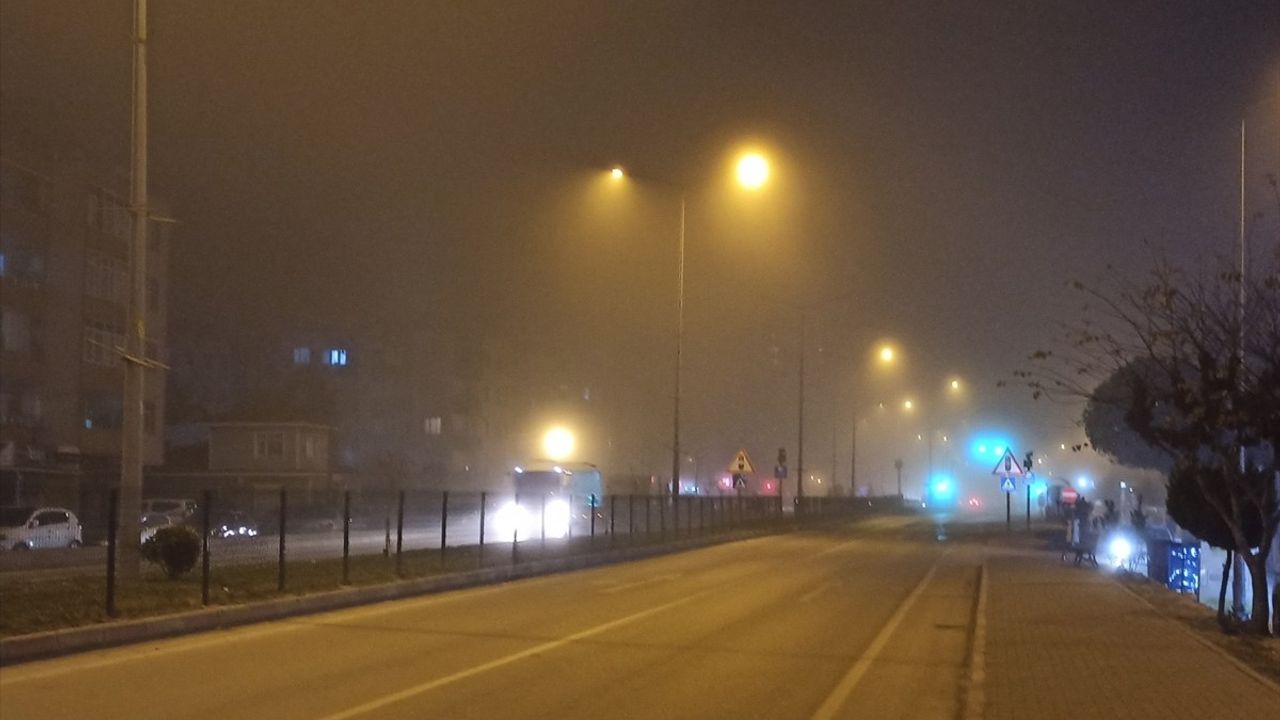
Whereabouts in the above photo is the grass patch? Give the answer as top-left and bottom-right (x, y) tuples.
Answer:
(0, 526), (737, 638)
(1117, 573), (1280, 685)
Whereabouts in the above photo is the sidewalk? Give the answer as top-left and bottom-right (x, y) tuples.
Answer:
(981, 546), (1280, 719)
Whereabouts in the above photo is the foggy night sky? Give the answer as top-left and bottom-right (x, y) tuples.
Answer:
(2, 1), (1277, 487)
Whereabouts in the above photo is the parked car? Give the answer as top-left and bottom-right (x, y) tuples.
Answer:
(0, 506), (84, 550)
(141, 498), (198, 523)
(210, 511), (259, 539)
(140, 512), (176, 543)
(294, 508), (341, 533)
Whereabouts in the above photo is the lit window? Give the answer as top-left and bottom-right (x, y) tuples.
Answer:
(293, 347), (311, 365)
(424, 417), (442, 435)
(324, 348), (348, 366)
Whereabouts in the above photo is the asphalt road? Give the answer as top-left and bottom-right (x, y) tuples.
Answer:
(0, 515), (988, 719)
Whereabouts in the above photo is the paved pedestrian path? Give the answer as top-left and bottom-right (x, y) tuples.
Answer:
(982, 547), (1280, 719)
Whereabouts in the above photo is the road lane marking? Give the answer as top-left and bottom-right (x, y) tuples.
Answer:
(0, 575), (559, 685)
(313, 588), (712, 720)
(799, 582), (834, 603)
(812, 538), (866, 558)
(599, 573), (680, 594)
(962, 560), (988, 720)
(810, 556), (943, 720)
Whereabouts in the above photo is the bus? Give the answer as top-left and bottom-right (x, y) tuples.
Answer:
(494, 461), (605, 541)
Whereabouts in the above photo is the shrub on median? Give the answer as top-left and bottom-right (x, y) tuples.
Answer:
(142, 526), (203, 579)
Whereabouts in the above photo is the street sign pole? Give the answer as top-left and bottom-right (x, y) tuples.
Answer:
(1026, 483), (1031, 530)
(1006, 491), (1011, 532)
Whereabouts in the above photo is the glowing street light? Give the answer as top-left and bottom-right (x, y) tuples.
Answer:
(736, 152), (770, 190)
(878, 345), (896, 364)
(903, 399), (914, 411)
(603, 146), (774, 500)
(949, 378), (961, 391)
(542, 426), (576, 461)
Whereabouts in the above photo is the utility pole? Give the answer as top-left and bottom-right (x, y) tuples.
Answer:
(894, 458), (903, 499)
(672, 195), (686, 501)
(849, 422), (857, 494)
(796, 311), (805, 502)
(118, 0), (149, 578)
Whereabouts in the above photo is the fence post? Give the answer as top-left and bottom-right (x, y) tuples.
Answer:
(645, 495), (651, 538)
(395, 490), (405, 578)
(278, 489), (287, 592)
(609, 495), (616, 546)
(440, 490), (449, 568)
(105, 488), (118, 617)
(342, 490), (351, 585)
(567, 494), (573, 539)
(590, 494), (596, 541)
(478, 491), (487, 568)
(512, 493), (519, 565)
(383, 511), (391, 557)
(672, 491), (678, 540)
(201, 490), (212, 605)
(662, 496), (669, 537)
(699, 496), (705, 536)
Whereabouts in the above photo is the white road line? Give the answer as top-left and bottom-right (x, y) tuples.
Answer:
(812, 538), (865, 558)
(599, 573), (680, 594)
(799, 582), (834, 603)
(313, 588), (712, 720)
(0, 575), (558, 686)
(810, 557), (943, 720)
(963, 560), (988, 720)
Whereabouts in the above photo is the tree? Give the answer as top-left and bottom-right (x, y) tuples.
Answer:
(1017, 251), (1280, 635)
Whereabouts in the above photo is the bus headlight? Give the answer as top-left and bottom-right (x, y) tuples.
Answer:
(494, 502), (533, 541)
(545, 499), (572, 539)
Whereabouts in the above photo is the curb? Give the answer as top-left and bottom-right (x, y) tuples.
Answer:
(0, 530), (766, 666)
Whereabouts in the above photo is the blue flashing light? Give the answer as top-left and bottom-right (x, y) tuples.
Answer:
(968, 432), (1017, 463)
(928, 473), (957, 506)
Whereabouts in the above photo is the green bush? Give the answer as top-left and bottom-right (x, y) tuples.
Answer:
(141, 525), (202, 579)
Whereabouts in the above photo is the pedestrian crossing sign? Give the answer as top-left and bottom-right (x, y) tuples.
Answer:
(1000, 477), (1017, 493)
(728, 449), (756, 474)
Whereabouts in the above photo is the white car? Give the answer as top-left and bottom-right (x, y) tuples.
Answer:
(0, 506), (84, 550)
(140, 512), (176, 543)
(141, 498), (198, 523)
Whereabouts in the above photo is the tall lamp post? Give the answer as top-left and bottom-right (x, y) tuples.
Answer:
(609, 152), (771, 500)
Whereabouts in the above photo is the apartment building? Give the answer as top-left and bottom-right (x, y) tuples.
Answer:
(0, 138), (169, 507)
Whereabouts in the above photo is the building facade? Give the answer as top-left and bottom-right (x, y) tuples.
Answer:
(0, 137), (169, 510)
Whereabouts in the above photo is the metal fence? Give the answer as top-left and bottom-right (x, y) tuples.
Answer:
(1, 488), (891, 629)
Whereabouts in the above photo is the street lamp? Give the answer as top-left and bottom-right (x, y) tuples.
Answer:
(605, 151), (771, 499)
(736, 152), (770, 190)
(542, 426), (576, 462)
